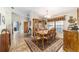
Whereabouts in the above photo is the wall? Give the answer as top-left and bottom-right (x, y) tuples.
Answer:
(0, 7), (28, 46)
(52, 8), (77, 38)
(12, 8), (27, 33)
(0, 7), (12, 34)
(0, 7), (12, 25)
(53, 8), (77, 30)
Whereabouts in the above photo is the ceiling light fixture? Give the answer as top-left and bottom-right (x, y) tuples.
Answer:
(44, 10), (51, 18)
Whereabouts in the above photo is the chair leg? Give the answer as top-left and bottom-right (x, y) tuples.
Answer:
(42, 38), (44, 50)
(47, 39), (48, 44)
(36, 40), (38, 46)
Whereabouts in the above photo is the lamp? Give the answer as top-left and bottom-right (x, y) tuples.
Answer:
(68, 16), (78, 30)
(68, 16), (75, 23)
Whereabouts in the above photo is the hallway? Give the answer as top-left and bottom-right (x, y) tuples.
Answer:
(9, 32), (31, 52)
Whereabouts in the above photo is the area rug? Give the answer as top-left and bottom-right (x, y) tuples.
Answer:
(32, 37), (60, 51)
(24, 37), (63, 52)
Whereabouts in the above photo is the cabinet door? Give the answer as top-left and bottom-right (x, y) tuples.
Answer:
(3, 34), (9, 52)
(0, 33), (9, 52)
(72, 32), (78, 51)
(5, 33), (10, 51)
(77, 32), (79, 51)
(64, 30), (75, 51)
(64, 31), (69, 49)
(0, 35), (3, 51)
(68, 31), (74, 51)
(75, 32), (79, 52)
(68, 32), (78, 52)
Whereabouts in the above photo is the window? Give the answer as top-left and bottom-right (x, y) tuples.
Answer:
(56, 21), (64, 33)
(47, 22), (54, 30)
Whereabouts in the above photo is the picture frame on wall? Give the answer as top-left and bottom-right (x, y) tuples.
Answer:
(2, 16), (5, 24)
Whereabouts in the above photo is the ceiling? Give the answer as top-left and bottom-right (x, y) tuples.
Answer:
(14, 7), (76, 18)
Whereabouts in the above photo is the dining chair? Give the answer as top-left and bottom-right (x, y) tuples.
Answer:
(34, 31), (41, 46)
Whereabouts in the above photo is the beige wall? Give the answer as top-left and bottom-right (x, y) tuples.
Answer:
(0, 7), (27, 31)
(0, 7), (27, 42)
(53, 8), (77, 30)
(49, 8), (77, 38)
(0, 7), (12, 25)
(0, 7), (12, 34)
(30, 8), (78, 37)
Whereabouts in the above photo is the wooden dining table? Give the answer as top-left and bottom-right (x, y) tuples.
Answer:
(36, 29), (48, 49)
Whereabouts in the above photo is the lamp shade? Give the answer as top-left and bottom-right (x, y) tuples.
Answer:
(68, 16), (75, 23)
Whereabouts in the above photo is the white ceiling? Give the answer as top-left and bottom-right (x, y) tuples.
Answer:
(15, 7), (76, 18)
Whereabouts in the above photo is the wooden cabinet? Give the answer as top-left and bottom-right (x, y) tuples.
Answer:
(24, 22), (28, 33)
(64, 30), (79, 52)
(0, 32), (10, 52)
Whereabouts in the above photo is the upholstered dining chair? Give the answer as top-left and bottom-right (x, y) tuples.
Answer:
(50, 28), (56, 40)
(33, 31), (41, 46)
(48, 28), (56, 40)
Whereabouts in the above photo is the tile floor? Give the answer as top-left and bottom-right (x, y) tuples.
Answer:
(9, 32), (64, 52)
(9, 32), (31, 52)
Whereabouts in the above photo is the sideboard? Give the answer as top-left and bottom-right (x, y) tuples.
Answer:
(0, 31), (10, 52)
(64, 30), (79, 52)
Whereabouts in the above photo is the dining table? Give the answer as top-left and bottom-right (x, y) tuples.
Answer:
(35, 29), (48, 49)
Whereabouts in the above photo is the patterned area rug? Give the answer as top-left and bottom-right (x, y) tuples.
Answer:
(32, 38), (59, 51)
(25, 37), (63, 52)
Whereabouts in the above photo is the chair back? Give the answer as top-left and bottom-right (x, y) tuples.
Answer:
(48, 28), (56, 39)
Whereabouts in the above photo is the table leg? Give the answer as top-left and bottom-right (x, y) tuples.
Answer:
(42, 35), (44, 50)
(36, 33), (38, 46)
